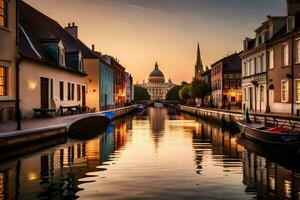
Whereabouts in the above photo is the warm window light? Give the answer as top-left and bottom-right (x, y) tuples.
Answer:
(27, 172), (38, 181)
(28, 80), (37, 90)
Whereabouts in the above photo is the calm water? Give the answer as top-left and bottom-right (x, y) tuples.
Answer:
(1, 107), (300, 200)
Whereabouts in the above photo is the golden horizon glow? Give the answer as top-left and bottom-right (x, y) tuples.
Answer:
(24, 0), (285, 84)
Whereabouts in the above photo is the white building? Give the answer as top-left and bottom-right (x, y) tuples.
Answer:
(241, 16), (286, 112)
(142, 62), (174, 100)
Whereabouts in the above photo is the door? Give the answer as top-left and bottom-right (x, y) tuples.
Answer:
(82, 85), (86, 107)
(269, 90), (274, 112)
(249, 88), (253, 110)
(40, 77), (49, 109)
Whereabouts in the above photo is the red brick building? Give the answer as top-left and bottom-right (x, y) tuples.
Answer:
(266, 1), (300, 114)
(111, 58), (126, 108)
(211, 53), (242, 109)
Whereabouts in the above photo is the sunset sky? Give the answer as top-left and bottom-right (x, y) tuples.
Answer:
(24, 0), (285, 84)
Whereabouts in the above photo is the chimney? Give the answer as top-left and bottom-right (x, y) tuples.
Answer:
(65, 22), (78, 39)
(287, 0), (300, 16)
(92, 44), (95, 51)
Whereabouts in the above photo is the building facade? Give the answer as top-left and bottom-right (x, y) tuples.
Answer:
(265, 0), (300, 114)
(211, 53), (242, 109)
(125, 72), (133, 104)
(241, 16), (286, 112)
(100, 55), (115, 110)
(19, 1), (98, 118)
(111, 58), (126, 108)
(0, 0), (17, 122)
(142, 62), (174, 100)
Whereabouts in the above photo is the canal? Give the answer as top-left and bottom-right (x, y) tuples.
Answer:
(1, 107), (300, 199)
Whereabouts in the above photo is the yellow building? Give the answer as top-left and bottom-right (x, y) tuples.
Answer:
(19, 2), (100, 118)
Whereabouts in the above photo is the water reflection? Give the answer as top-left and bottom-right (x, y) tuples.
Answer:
(1, 108), (300, 199)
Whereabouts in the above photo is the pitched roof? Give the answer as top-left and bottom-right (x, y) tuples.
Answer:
(211, 53), (242, 72)
(19, 1), (98, 74)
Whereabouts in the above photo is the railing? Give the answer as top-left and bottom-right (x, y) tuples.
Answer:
(0, 107), (15, 122)
(178, 105), (300, 130)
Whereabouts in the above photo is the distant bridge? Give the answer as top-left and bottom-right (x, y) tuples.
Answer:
(137, 100), (180, 107)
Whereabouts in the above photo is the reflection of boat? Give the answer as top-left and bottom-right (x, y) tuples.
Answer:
(234, 119), (300, 149)
(136, 104), (145, 112)
(239, 136), (300, 172)
(154, 102), (163, 108)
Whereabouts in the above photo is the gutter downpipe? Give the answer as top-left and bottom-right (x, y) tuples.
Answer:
(291, 34), (295, 115)
(15, 0), (21, 130)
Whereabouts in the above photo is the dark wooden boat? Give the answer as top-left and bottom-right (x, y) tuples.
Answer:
(234, 119), (300, 149)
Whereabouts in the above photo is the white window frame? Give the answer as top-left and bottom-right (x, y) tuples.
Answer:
(296, 38), (300, 64)
(282, 43), (289, 66)
(295, 79), (300, 103)
(268, 49), (274, 69)
(281, 79), (289, 103)
(58, 41), (65, 66)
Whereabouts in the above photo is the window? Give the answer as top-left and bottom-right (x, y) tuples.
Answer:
(67, 82), (71, 100)
(231, 96), (236, 102)
(282, 43), (289, 66)
(269, 50), (274, 69)
(243, 88), (247, 101)
(0, 0), (8, 28)
(296, 80), (300, 102)
(296, 39), (300, 63)
(281, 80), (289, 103)
(260, 86), (264, 102)
(71, 83), (75, 100)
(59, 81), (64, 101)
(249, 60), (252, 75)
(230, 80), (236, 89)
(260, 54), (264, 72)
(0, 66), (7, 96)
(77, 84), (81, 101)
(224, 80), (229, 89)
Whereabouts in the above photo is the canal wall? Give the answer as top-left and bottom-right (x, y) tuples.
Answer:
(177, 105), (300, 130)
(0, 105), (136, 150)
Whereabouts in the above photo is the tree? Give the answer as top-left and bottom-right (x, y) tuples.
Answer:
(134, 85), (151, 101)
(179, 84), (191, 101)
(189, 79), (211, 105)
(166, 85), (181, 101)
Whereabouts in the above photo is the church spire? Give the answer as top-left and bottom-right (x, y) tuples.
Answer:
(196, 42), (202, 66)
(195, 43), (204, 80)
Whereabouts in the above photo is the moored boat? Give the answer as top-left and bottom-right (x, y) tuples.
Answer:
(235, 119), (300, 149)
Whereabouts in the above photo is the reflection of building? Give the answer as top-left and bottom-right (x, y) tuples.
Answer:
(0, 116), (133, 199)
(149, 107), (167, 133)
(243, 150), (300, 199)
(114, 118), (128, 150)
(141, 62), (174, 100)
(211, 53), (242, 109)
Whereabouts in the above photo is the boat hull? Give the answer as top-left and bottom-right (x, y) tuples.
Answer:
(235, 120), (300, 150)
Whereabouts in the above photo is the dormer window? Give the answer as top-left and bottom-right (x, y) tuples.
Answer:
(0, 0), (8, 28)
(58, 41), (65, 66)
(66, 51), (83, 72)
(43, 40), (65, 65)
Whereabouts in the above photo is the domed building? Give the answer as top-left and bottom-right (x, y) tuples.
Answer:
(142, 62), (174, 100)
